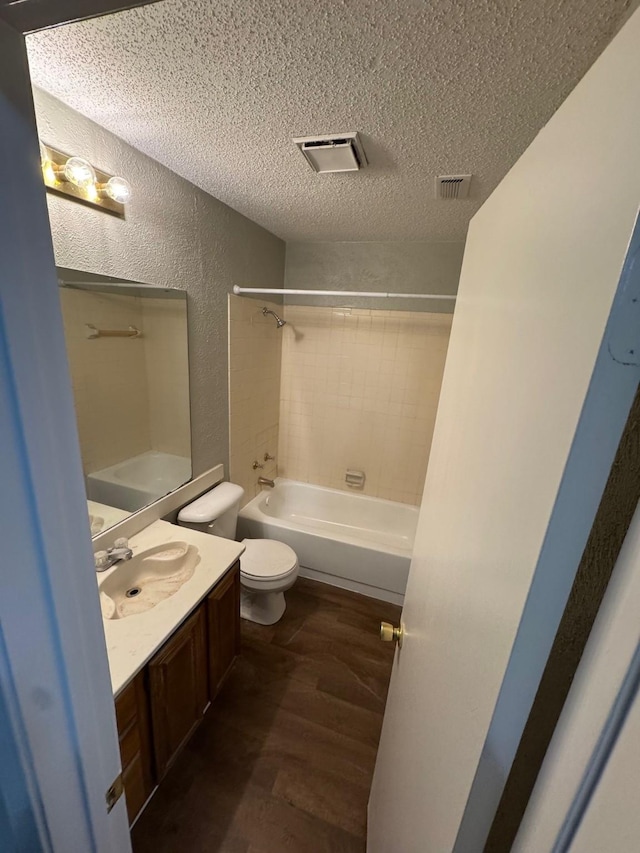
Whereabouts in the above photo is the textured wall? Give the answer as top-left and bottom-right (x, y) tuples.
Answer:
(284, 241), (464, 313)
(228, 295), (282, 504)
(34, 88), (285, 476)
(279, 305), (451, 504)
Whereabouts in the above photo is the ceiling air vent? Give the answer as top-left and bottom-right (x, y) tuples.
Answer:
(293, 132), (367, 173)
(435, 174), (472, 200)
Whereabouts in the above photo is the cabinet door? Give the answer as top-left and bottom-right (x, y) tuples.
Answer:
(148, 606), (208, 780)
(207, 561), (241, 699)
(114, 671), (153, 825)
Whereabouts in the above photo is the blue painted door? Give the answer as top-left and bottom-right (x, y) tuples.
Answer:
(0, 18), (130, 853)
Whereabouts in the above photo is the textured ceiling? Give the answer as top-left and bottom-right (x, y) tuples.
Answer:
(27, 0), (635, 242)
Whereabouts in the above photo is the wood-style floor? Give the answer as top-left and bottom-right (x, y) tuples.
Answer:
(132, 577), (401, 853)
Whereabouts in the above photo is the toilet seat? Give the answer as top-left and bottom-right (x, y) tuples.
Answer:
(240, 538), (298, 581)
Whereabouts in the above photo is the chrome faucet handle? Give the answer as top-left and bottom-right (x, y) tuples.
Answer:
(94, 550), (111, 570)
(264, 452), (275, 461)
(252, 460), (264, 470)
(109, 546), (133, 558)
(95, 540), (133, 573)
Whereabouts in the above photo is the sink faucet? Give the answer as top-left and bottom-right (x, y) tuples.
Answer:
(95, 538), (133, 572)
(257, 477), (275, 488)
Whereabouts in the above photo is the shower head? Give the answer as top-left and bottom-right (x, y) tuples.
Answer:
(262, 307), (286, 328)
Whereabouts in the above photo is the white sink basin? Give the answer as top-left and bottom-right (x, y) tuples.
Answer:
(99, 541), (200, 620)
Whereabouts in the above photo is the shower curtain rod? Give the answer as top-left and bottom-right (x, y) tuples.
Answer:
(232, 285), (456, 301)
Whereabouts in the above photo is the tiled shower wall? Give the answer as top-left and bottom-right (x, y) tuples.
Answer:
(60, 288), (190, 475)
(228, 295), (282, 503)
(278, 306), (452, 505)
(61, 289), (148, 474)
(142, 298), (191, 459)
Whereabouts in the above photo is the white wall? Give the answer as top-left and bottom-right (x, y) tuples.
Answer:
(33, 88), (285, 476)
(515, 500), (640, 851)
(567, 668), (640, 853)
(571, 695), (640, 853)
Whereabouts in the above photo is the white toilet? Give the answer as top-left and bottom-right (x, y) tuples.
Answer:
(177, 482), (298, 625)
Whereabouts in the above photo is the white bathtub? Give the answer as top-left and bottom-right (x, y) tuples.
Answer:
(237, 479), (418, 604)
(86, 450), (191, 513)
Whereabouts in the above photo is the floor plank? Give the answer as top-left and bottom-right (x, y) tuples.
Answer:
(132, 577), (400, 853)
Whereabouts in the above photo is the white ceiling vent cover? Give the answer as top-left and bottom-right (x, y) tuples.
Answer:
(293, 132), (367, 173)
(435, 174), (472, 199)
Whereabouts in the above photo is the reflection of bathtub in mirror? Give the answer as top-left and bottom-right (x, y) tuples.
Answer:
(86, 451), (192, 513)
(57, 267), (192, 532)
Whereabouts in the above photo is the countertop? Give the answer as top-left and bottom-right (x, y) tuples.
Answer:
(98, 519), (245, 697)
(87, 499), (130, 535)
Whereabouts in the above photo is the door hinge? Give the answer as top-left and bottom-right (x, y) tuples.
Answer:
(607, 237), (640, 366)
(105, 773), (124, 813)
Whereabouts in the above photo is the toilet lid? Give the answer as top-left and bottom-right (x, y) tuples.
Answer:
(240, 538), (298, 579)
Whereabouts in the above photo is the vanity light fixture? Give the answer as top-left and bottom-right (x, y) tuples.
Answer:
(39, 141), (132, 217)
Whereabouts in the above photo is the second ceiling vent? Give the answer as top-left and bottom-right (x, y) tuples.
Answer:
(435, 174), (472, 199)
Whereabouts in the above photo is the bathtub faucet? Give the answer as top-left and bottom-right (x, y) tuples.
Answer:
(258, 477), (275, 488)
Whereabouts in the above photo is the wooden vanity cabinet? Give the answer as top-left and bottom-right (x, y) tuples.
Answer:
(148, 605), (208, 780)
(114, 671), (153, 824)
(207, 560), (241, 698)
(115, 561), (241, 822)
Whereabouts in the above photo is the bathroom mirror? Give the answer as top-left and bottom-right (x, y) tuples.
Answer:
(57, 267), (192, 534)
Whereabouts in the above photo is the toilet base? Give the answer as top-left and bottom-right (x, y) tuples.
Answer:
(240, 588), (287, 625)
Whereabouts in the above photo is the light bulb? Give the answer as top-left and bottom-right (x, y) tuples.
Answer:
(63, 156), (96, 190)
(103, 176), (132, 204)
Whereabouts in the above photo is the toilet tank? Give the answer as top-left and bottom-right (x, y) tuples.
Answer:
(177, 482), (245, 539)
